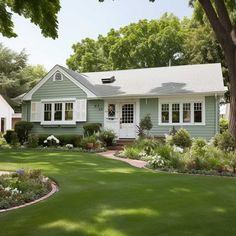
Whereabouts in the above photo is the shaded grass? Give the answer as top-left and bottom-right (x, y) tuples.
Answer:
(0, 150), (236, 236)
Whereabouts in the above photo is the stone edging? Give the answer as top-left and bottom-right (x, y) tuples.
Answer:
(0, 182), (59, 213)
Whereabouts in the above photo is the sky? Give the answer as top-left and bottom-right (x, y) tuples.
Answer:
(0, 0), (193, 70)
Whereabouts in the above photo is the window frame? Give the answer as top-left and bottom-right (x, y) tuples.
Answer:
(158, 97), (205, 126)
(40, 98), (77, 125)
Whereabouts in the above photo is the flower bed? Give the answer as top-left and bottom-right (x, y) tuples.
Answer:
(0, 169), (52, 209)
(117, 129), (236, 177)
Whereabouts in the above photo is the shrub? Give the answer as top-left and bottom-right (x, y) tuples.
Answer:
(14, 121), (33, 144)
(10, 132), (20, 147)
(44, 135), (60, 147)
(220, 118), (228, 133)
(191, 138), (207, 157)
(123, 146), (141, 159)
(83, 123), (102, 136)
(213, 130), (236, 152)
(0, 137), (7, 146)
(80, 136), (97, 149)
(172, 128), (192, 148)
(28, 134), (39, 148)
(99, 129), (116, 146)
(3, 130), (15, 144)
(227, 152), (236, 173)
(57, 135), (82, 147)
(148, 155), (165, 169)
(137, 114), (153, 137)
(155, 144), (174, 161)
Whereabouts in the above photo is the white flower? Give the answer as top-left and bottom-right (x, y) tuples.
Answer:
(44, 140), (48, 143)
(66, 144), (73, 149)
(173, 145), (184, 153)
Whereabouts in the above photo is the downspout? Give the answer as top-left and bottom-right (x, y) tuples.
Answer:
(215, 94), (218, 134)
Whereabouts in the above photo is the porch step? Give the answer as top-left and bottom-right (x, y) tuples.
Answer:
(107, 139), (135, 151)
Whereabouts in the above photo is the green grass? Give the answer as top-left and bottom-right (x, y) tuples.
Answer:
(0, 150), (236, 236)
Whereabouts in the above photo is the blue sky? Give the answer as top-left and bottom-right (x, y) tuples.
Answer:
(0, 0), (192, 70)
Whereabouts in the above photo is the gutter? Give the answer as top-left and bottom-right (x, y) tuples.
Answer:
(215, 93), (219, 134)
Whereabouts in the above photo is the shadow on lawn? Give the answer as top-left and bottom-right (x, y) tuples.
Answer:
(0, 150), (235, 236)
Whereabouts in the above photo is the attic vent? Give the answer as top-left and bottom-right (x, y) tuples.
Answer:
(101, 76), (115, 84)
(54, 72), (63, 81)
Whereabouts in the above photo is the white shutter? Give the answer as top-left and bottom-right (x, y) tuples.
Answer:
(31, 102), (42, 122)
(76, 99), (87, 122)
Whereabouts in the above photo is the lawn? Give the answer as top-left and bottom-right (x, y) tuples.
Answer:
(0, 150), (236, 236)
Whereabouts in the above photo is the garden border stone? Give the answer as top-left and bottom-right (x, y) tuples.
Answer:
(0, 181), (58, 213)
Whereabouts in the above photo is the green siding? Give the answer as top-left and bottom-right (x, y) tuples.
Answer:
(32, 74), (87, 100)
(140, 96), (218, 139)
(30, 100), (104, 135)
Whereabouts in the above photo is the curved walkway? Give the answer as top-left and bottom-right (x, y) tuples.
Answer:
(100, 150), (147, 169)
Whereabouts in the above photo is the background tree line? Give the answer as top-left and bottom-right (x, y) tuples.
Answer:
(66, 13), (225, 74)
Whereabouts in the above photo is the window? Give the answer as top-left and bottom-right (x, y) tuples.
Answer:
(159, 99), (204, 125)
(194, 103), (202, 123)
(54, 72), (63, 81)
(183, 103), (191, 123)
(108, 104), (116, 118)
(65, 103), (73, 120)
(54, 103), (62, 121)
(161, 104), (169, 123)
(172, 104), (180, 123)
(44, 104), (51, 121)
(121, 104), (134, 123)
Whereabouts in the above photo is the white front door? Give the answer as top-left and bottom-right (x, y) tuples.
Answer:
(119, 103), (136, 138)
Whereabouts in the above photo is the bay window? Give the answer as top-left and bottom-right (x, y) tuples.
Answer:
(172, 104), (180, 123)
(65, 103), (73, 120)
(159, 99), (204, 125)
(54, 103), (62, 121)
(194, 103), (202, 123)
(44, 104), (52, 121)
(161, 104), (169, 123)
(183, 103), (191, 123)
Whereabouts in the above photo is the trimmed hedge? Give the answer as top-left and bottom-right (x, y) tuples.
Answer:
(15, 121), (33, 144)
(38, 134), (82, 147)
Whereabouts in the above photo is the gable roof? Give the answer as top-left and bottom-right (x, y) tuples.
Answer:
(78, 63), (225, 97)
(23, 63), (225, 100)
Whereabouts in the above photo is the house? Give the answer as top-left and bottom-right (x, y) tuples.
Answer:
(21, 63), (225, 139)
(0, 95), (14, 133)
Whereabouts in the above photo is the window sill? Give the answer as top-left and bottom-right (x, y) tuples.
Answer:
(158, 122), (206, 126)
(41, 121), (76, 126)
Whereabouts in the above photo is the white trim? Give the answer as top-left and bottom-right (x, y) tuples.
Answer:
(53, 71), (63, 81)
(23, 65), (96, 100)
(158, 97), (206, 126)
(41, 98), (76, 102)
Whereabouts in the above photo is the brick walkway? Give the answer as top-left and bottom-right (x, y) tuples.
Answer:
(100, 150), (147, 169)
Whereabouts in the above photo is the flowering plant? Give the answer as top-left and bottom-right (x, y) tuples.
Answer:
(44, 135), (60, 147)
(66, 144), (74, 149)
(148, 155), (165, 169)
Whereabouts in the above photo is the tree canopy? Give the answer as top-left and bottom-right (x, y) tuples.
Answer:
(0, 0), (60, 38)
(0, 44), (47, 108)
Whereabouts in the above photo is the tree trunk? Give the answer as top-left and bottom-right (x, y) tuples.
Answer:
(228, 48), (236, 138)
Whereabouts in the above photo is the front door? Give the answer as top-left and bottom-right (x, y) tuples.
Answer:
(119, 103), (135, 138)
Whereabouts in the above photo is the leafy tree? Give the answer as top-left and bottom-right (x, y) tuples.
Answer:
(67, 14), (186, 72)
(0, 43), (47, 107)
(0, 0), (60, 38)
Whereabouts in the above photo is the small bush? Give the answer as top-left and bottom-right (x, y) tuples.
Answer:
(137, 114), (153, 137)
(123, 146), (141, 159)
(3, 130), (15, 144)
(191, 138), (207, 157)
(172, 128), (192, 148)
(213, 131), (236, 152)
(14, 121), (33, 144)
(99, 129), (116, 146)
(57, 135), (82, 147)
(227, 152), (236, 173)
(83, 123), (102, 136)
(220, 118), (228, 133)
(10, 132), (19, 147)
(80, 136), (97, 149)
(28, 134), (39, 148)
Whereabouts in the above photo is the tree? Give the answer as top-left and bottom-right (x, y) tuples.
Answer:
(67, 14), (186, 72)
(0, 0), (60, 38)
(0, 43), (47, 107)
